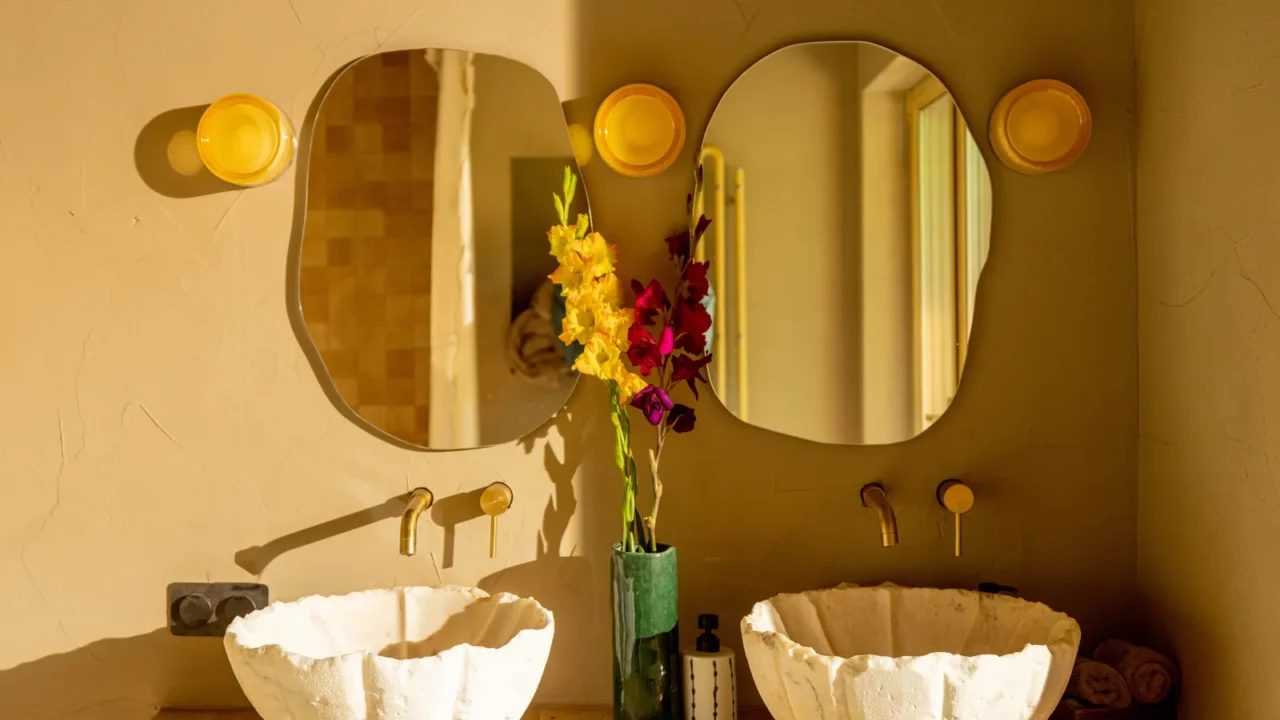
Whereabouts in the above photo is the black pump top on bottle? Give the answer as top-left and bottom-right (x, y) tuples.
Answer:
(696, 613), (720, 652)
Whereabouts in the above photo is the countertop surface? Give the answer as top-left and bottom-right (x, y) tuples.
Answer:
(156, 707), (774, 719)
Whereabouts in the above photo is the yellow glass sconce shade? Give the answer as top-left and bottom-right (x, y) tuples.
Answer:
(989, 79), (1091, 174)
(594, 84), (685, 178)
(196, 93), (296, 187)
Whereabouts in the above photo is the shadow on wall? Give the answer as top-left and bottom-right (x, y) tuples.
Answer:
(235, 493), (412, 575)
(134, 105), (240, 199)
(216, 391), (611, 703)
(431, 486), (486, 568)
(0, 629), (246, 719)
(479, 399), (615, 703)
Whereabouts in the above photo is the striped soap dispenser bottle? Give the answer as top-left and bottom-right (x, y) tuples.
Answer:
(683, 614), (737, 720)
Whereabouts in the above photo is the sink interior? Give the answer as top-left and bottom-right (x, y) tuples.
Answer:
(752, 583), (1074, 659)
(742, 583), (1080, 720)
(230, 585), (547, 660)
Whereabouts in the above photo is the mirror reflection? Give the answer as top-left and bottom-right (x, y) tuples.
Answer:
(298, 50), (586, 449)
(701, 42), (992, 445)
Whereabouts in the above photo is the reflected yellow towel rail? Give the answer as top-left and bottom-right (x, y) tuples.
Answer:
(733, 167), (747, 420)
(696, 148), (726, 389)
(695, 146), (747, 419)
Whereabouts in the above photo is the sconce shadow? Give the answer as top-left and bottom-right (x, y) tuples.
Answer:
(134, 105), (240, 198)
(430, 487), (486, 569)
(235, 493), (410, 575)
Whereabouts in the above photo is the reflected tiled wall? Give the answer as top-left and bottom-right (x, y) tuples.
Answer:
(300, 51), (438, 446)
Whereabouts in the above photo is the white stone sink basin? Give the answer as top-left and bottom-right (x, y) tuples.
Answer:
(742, 583), (1079, 720)
(224, 586), (554, 720)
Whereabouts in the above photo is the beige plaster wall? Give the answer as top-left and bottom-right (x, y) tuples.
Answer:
(1136, 0), (1280, 716)
(0, 0), (1135, 716)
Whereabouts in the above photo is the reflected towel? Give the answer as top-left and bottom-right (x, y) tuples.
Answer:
(507, 281), (570, 385)
(1094, 639), (1179, 704)
(1067, 658), (1131, 709)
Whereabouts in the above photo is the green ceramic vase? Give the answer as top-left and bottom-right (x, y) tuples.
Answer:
(611, 543), (682, 720)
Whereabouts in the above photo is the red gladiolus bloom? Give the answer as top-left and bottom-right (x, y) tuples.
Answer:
(631, 279), (669, 327)
(683, 261), (710, 301)
(666, 404), (696, 433)
(631, 385), (673, 426)
(626, 323), (664, 376)
(673, 300), (712, 354)
(671, 353), (713, 398)
(665, 230), (691, 263)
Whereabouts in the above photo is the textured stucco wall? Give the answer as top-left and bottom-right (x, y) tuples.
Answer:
(0, 0), (1134, 715)
(1136, 0), (1280, 716)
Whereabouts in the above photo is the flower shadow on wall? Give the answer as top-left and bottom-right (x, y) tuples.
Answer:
(477, 399), (616, 700)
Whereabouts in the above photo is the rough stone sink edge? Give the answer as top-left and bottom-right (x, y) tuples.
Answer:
(741, 583), (1082, 720)
(225, 585), (555, 661)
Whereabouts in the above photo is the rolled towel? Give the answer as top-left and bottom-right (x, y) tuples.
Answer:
(1066, 658), (1132, 709)
(1094, 639), (1179, 704)
(506, 281), (571, 386)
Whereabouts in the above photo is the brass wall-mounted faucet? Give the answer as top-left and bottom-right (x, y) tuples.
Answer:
(399, 488), (434, 556)
(860, 483), (898, 547)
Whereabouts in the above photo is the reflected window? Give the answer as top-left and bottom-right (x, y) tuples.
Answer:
(699, 42), (993, 446)
(908, 77), (990, 432)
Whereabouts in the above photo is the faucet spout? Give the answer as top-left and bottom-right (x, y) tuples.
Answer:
(860, 483), (898, 547)
(400, 488), (434, 556)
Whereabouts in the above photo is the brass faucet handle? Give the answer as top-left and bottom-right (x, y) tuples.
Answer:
(937, 480), (974, 557)
(480, 482), (513, 559)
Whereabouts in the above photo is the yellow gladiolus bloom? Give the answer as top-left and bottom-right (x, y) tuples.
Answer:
(574, 333), (647, 400)
(547, 197), (647, 402)
(548, 224), (576, 263)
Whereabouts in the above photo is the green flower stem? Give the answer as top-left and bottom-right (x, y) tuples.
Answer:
(610, 380), (647, 552)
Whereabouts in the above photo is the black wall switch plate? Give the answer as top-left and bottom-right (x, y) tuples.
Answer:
(168, 582), (268, 636)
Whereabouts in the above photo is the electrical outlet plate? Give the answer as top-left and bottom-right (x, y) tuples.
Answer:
(167, 582), (268, 636)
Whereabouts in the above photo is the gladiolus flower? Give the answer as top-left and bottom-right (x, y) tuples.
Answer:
(673, 299), (713, 354)
(671, 353), (713, 398)
(630, 385), (673, 426)
(631, 279), (669, 326)
(665, 230), (691, 263)
(626, 323), (663, 376)
(666, 404), (696, 433)
(683, 261), (710, 302)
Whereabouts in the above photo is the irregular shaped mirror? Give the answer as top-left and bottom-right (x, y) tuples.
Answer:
(298, 50), (587, 449)
(701, 42), (992, 445)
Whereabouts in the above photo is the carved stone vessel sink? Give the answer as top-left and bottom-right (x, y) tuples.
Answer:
(742, 583), (1079, 720)
(224, 586), (554, 719)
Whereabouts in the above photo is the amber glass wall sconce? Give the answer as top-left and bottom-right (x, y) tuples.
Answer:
(196, 93), (296, 187)
(594, 84), (685, 178)
(990, 79), (1091, 174)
